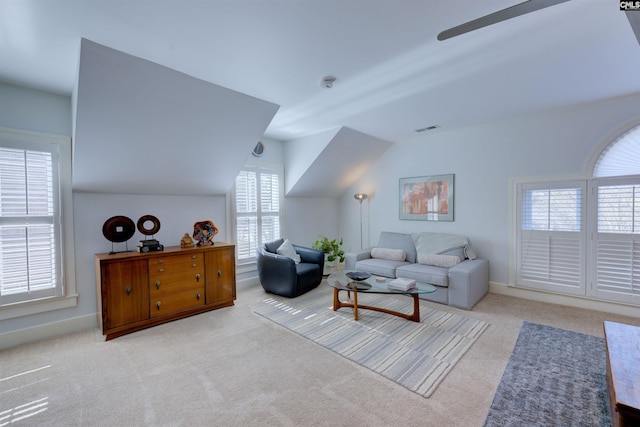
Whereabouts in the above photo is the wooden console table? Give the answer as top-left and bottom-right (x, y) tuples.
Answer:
(95, 243), (236, 340)
(604, 321), (640, 427)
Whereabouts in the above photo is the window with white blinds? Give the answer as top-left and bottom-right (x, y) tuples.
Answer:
(516, 181), (586, 295)
(0, 143), (62, 305)
(233, 165), (282, 263)
(591, 177), (640, 305)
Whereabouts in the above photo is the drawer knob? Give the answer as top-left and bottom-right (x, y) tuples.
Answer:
(158, 259), (164, 264)
(191, 255), (196, 259)
(196, 273), (201, 282)
(156, 301), (161, 310)
(217, 270), (222, 278)
(125, 285), (132, 295)
(158, 268), (164, 273)
(155, 280), (160, 289)
(192, 263), (197, 268)
(196, 292), (201, 300)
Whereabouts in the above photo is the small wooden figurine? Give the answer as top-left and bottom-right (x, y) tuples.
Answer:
(180, 233), (195, 248)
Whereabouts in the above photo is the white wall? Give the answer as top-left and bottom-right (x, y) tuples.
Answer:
(249, 137), (339, 248)
(339, 93), (640, 287)
(5, 81), (640, 345)
(0, 82), (71, 135)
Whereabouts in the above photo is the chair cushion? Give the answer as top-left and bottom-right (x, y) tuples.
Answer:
(277, 239), (301, 264)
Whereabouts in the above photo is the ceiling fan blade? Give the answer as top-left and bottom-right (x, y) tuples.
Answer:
(437, 0), (571, 41)
(627, 10), (640, 46)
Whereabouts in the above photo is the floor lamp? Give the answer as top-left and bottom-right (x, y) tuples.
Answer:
(354, 193), (368, 249)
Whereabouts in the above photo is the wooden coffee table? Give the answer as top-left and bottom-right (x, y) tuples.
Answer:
(327, 270), (436, 322)
(604, 321), (640, 427)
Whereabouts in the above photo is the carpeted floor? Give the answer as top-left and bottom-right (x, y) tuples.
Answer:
(2, 284), (639, 426)
(484, 322), (611, 427)
(252, 285), (489, 397)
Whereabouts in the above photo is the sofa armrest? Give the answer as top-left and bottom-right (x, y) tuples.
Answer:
(447, 259), (489, 310)
(345, 249), (371, 270)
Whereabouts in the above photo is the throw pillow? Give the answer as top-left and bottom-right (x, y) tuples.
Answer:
(370, 247), (406, 261)
(417, 252), (461, 268)
(277, 239), (301, 264)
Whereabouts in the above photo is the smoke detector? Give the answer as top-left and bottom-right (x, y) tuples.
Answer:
(321, 76), (336, 89)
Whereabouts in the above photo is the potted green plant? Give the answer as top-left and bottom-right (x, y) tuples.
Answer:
(312, 236), (345, 274)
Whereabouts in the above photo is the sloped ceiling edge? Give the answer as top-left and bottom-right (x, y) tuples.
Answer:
(285, 127), (393, 197)
(73, 39), (279, 196)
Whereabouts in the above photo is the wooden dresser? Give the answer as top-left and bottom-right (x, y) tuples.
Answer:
(95, 243), (236, 340)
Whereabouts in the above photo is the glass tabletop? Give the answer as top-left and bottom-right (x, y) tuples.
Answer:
(327, 270), (436, 295)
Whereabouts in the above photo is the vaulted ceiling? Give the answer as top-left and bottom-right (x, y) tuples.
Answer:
(2, 1), (640, 196)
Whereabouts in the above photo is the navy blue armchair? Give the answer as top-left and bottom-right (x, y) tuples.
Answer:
(256, 239), (325, 298)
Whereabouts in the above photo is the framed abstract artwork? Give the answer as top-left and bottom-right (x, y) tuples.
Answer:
(399, 174), (454, 221)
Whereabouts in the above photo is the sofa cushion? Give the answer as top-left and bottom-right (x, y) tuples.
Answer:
(396, 263), (449, 287)
(371, 247), (406, 262)
(277, 239), (301, 264)
(417, 253), (461, 268)
(355, 258), (411, 278)
(412, 232), (476, 260)
(377, 232), (417, 263)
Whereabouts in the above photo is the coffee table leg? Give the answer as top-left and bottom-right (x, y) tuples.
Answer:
(410, 294), (420, 322)
(353, 289), (359, 321)
(332, 287), (420, 322)
(333, 287), (340, 311)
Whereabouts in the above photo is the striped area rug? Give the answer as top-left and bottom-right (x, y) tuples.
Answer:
(252, 284), (489, 397)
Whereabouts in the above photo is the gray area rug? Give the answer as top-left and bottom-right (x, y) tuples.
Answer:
(484, 321), (610, 427)
(252, 284), (488, 397)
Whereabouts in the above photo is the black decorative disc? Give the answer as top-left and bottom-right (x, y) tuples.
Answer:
(102, 216), (136, 243)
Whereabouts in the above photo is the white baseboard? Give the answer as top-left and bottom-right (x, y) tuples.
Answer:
(236, 276), (260, 291)
(2, 281), (261, 350)
(0, 313), (98, 350)
(489, 282), (639, 318)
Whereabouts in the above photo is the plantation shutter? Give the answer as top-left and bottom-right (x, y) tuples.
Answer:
(0, 145), (61, 303)
(233, 166), (282, 263)
(592, 178), (640, 304)
(235, 170), (257, 260)
(516, 181), (586, 295)
(259, 172), (280, 245)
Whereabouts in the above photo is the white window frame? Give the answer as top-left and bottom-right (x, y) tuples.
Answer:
(515, 180), (587, 296)
(0, 127), (77, 320)
(588, 175), (640, 306)
(229, 163), (284, 266)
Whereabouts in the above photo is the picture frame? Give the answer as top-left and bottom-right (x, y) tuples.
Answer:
(399, 174), (454, 221)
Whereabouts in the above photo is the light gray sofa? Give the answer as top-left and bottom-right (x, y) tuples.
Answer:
(345, 231), (489, 310)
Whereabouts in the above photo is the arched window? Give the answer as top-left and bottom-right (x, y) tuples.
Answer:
(593, 125), (640, 178)
(515, 124), (640, 307)
(590, 124), (640, 306)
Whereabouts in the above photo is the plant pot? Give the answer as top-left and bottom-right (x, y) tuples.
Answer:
(323, 255), (337, 275)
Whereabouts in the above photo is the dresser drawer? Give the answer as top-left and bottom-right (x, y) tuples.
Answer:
(150, 286), (204, 317)
(148, 253), (203, 271)
(150, 267), (204, 291)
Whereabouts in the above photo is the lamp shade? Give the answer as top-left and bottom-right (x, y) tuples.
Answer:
(354, 193), (368, 202)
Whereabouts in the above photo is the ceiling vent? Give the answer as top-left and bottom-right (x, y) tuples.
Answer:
(415, 125), (440, 133)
